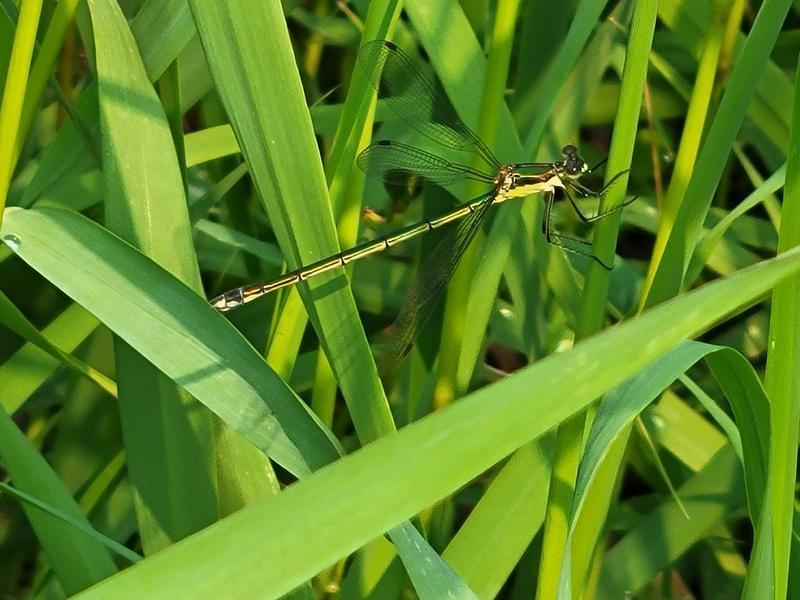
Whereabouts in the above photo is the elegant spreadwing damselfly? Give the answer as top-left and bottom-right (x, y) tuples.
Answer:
(211, 41), (634, 368)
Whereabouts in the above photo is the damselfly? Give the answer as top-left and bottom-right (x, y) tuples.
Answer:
(211, 41), (634, 368)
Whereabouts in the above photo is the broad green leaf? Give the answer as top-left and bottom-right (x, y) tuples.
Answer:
(86, 0), (219, 553)
(0, 206), (341, 475)
(188, 0), (392, 445)
(71, 243), (800, 599)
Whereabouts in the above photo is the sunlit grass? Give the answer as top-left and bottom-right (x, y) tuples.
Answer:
(0, 0), (798, 598)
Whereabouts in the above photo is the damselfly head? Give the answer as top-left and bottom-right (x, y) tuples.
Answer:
(560, 144), (588, 177)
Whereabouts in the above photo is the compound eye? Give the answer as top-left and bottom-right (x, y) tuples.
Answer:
(567, 159), (587, 175)
(560, 145), (581, 172)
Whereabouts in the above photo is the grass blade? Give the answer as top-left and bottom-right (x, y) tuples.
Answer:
(1, 206), (341, 476)
(762, 41), (800, 599)
(71, 242), (800, 599)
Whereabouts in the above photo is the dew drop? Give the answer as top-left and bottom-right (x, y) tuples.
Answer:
(2, 234), (21, 251)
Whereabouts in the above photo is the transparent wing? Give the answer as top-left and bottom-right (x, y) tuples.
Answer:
(359, 40), (500, 170)
(374, 192), (495, 374)
(357, 140), (495, 187)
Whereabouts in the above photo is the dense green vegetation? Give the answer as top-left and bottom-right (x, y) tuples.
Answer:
(1, 0), (799, 598)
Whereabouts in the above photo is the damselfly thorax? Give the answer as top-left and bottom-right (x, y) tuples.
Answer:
(210, 41), (635, 370)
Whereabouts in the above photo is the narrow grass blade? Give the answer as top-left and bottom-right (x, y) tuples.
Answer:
(560, 340), (770, 597)
(0, 482), (141, 563)
(0, 291), (115, 397)
(645, 0), (793, 306)
(71, 243), (800, 600)
(188, 0), (393, 443)
(762, 42), (800, 599)
(0, 206), (342, 476)
(686, 164), (786, 284)
(0, 0), (43, 215)
(184, 125), (239, 167)
(443, 440), (552, 598)
(13, 0), (81, 168)
(597, 446), (744, 597)
(86, 0), (220, 553)
(0, 303), (104, 414)
(0, 407), (117, 594)
(388, 522), (478, 600)
(540, 2), (658, 597)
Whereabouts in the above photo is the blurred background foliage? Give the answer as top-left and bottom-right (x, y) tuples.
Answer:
(0, 0), (800, 598)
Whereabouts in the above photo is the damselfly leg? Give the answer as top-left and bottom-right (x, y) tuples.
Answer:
(210, 40), (637, 371)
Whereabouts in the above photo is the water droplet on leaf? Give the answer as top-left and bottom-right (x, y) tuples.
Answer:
(2, 234), (21, 251)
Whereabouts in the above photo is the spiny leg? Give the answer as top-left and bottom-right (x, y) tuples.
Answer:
(541, 190), (614, 270)
(564, 179), (638, 224)
(575, 168), (630, 198)
(586, 157), (607, 174)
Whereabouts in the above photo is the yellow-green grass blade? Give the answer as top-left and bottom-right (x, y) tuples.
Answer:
(443, 440), (552, 598)
(187, 0), (393, 443)
(0, 405), (117, 595)
(313, 2), (401, 434)
(0, 206), (341, 475)
(647, 392), (728, 471)
(762, 44), (800, 599)
(0, 7), (12, 84)
(402, 1), (524, 401)
(0, 303), (104, 414)
(433, 0), (522, 409)
(71, 243), (800, 599)
(0, 481), (141, 563)
(0, 292), (115, 397)
(658, 0), (792, 153)
(324, 0), (401, 214)
(0, 0), (42, 217)
(642, 0), (731, 306)
(184, 125), (239, 167)
(86, 0), (219, 553)
(686, 163), (786, 284)
(12, 0), (80, 169)
(321, 10), (480, 591)
(539, 2), (658, 597)
(339, 536), (404, 598)
(561, 340), (770, 597)
(645, 0), (793, 307)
